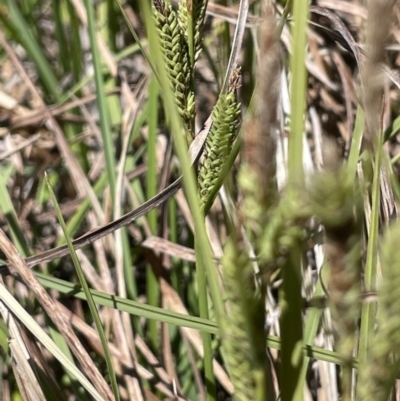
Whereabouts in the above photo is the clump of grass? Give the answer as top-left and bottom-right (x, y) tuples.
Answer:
(3, 0), (400, 400)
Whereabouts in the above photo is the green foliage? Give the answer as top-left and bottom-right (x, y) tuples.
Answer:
(2, 0), (400, 400)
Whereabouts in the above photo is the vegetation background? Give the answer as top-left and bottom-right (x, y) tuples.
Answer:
(0, 0), (400, 400)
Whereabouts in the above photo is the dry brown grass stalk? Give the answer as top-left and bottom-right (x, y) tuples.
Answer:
(242, 3), (281, 206)
(363, 0), (396, 144)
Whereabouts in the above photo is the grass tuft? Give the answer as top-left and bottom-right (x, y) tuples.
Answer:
(2, 0), (400, 400)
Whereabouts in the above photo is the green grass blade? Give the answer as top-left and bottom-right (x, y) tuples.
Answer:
(300, 278), (326, 383)
(84, 0), (116, 199)
(35, 272), (218, 333)
(146, 76), (160, 350)
(0, 166), (30, 257)
(5, 0), (60, 100)
(45, 173), (120, 401)
(115, 0), (158, 80)
(347, 105), (365, 178)
(35, 271), (361, 369)
(357, 140), (381, 376)
(281, 0), (310, 399)
(288, 0), (308, 185)
(195, 240), (216, 400)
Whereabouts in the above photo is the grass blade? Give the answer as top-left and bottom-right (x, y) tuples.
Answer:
(45, 173), (120, 401)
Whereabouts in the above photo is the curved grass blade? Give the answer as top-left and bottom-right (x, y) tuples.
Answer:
(45, 173), (120, 401)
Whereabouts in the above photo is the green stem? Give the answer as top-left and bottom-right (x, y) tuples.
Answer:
(280, 250), (304, 401)
(196, 239), (216, 401)
(84, 0), (116, 199)
(147, 76), (160, 350)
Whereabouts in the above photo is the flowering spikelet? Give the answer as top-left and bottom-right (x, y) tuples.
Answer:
(222, 232), (268, 401)
(153, 0), (195, 136)
(356, 222), (400, 401)
(257, 190), (311, 274)
(309, 167), (363, 400)
(220, 8), (283, 399)
(178, 0), (208, 61)
(198, 69), (241, 209)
